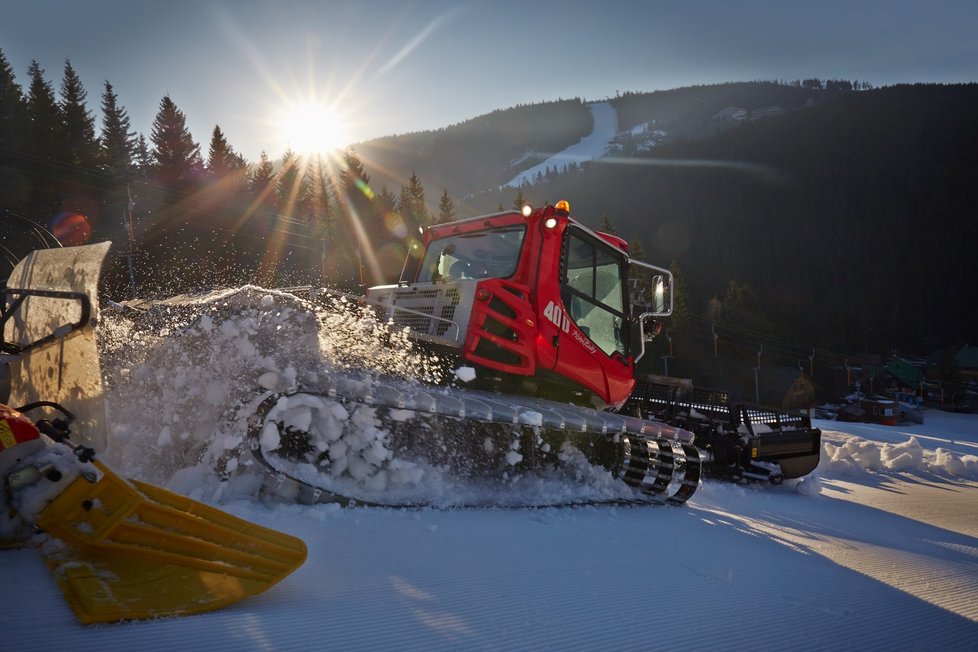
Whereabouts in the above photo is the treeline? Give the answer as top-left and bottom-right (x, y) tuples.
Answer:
(610, 81), (827, 141)
(0, 51), (460, 298)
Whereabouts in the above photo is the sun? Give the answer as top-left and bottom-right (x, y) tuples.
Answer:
(275, 101), (349, 156)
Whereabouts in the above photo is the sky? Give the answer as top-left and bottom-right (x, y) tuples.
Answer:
(3, 0), (977, 163)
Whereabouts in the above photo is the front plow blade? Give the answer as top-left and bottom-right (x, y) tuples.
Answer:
(37, 460), (307, 624)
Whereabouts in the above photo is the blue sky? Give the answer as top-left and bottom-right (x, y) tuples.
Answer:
(3, 0), (976, 162)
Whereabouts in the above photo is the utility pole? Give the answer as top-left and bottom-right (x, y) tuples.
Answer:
(753, 344), (763, 403)
(125, 184), (137, 298)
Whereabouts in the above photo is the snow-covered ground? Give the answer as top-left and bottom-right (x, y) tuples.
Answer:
(5, 290), (978, 650)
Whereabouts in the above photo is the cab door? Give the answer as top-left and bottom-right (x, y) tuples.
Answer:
(554, 227), (633, 405)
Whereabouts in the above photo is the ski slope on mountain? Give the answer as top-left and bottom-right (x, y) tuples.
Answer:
(4, 289), (978, 650)
(504, 102), (619, 188)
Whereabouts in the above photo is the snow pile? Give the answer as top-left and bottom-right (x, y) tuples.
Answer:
(97, 288), (441, 497)
(95, 287), (643, 507)
(819, 431), (978, 479)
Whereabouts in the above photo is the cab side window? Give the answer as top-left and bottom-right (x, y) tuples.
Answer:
(561, 231), (627, 357)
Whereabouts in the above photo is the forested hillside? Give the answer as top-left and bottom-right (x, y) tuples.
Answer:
(1, 48), (974, 385)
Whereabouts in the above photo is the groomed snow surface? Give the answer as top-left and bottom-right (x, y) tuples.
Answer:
(5, 290), (978, 650)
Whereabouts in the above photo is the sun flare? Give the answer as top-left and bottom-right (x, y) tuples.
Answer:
(275, 101), (349, 156)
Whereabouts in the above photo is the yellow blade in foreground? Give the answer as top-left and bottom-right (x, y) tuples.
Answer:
(37, 460), (306, 624)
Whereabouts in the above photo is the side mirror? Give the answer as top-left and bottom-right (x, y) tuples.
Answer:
(651, 275), (666, 314)
(627, 260), (673, 319)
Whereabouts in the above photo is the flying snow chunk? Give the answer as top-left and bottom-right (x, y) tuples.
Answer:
(260, 421), (281, 450)
(258, 371), (279, 390)
(455, 366), (477, 383)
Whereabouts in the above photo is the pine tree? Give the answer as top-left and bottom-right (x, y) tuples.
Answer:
(375, 185), (397, 216)
(275, 148), (310, 219)
(0, 49), (27, 152)
(405, 171), (429, 225)
(397, 184), (413, 222)
(513, 186), (526, 211)
(206, 125), (247, 179)
(0, 49), (28, 209)
(249, 150), (276, 211)
(134, 134), (152, 173)
(340, 149), (369, 194)
(305, 157), (335, 241)
(25, 60), (62, 163)
(149, 95), (202, 190)
(99, 80), (136, 181)
(437, 189), (456, 223)
(337, 149), (378, 285)
(59, 60), (98, 169)
(598, 214), (616, 234)
(24, 60), (63, 216)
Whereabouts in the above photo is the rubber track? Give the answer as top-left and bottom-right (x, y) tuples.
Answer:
(245, 379), (703, 508)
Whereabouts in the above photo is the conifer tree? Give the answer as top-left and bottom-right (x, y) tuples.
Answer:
(598, 214), (616, 234)
(24, 61), (63, 216)
(99, 80), (136, 181)
(512, 186), (526, 211)
(339, 149), (376, 224)
(275, 148), (310, 219)
(149, 94), (202, 190)
(134, 134), (151, 173)
(0, 49), (28, 209)
(206, 125), (247, 179)
(339, 149), (389, 285)
(405, 171), (429, 225)
(305, 157), (335, 242)
(395, 183), (413, 226)
(249, 150), (276, 211)
(437, 189), (456, 224)
(375, 185), (397, 216)
(59, 60), (98, 169)
(340, 149), (370, 196)
(25, 60), (62, 163)
(0, 49), (27, 152)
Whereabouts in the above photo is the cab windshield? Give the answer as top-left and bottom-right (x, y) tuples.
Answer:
(416, 226), (526, 282)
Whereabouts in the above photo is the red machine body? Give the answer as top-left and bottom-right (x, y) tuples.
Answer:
(368, 202), (671, 408)
(0, 403), (41, 450)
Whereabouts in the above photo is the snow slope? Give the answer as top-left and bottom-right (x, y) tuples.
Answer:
(4, 290), (978, 650)
(504, 102), (619, 188)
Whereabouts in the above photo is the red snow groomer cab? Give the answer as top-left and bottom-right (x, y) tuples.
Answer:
(367, 200), (671, 409)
